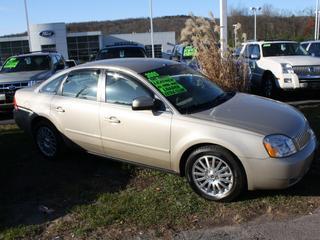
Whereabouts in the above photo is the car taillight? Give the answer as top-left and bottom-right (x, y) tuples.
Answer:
(13, 96), (18, 110)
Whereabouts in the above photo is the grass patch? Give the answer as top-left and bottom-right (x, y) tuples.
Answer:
(0, 225), (41, 240)
(1, 105), (320, 239)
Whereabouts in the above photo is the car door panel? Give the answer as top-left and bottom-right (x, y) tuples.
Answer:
(100, 104), (172, 169)
(100, 71), (172, 169)
(50, 69), (103, 154)
(51, 96), (102, 153)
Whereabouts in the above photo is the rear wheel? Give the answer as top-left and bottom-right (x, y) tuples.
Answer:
(185, 145), (246, 202)
(33, 121), (64, 160)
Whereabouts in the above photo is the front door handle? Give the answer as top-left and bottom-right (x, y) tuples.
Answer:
(55, 106), (65, 113)
(107, 116), (121, 124)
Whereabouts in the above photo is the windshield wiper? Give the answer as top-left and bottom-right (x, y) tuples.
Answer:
(183, 92), (235, 114)
(212, 92), (235, 104)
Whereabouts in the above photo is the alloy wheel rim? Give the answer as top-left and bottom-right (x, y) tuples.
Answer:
(192, 155), (234, 199)
(36, 126), (57, 157)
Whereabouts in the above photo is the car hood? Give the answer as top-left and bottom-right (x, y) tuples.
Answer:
(190, 93), (306, 137)
(0, 70), (52, 84)
(265, 56), (320, 66)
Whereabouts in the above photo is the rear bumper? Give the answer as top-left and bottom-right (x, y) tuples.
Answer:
(245, 136), (316, 190)
(13, 107), (33, 135)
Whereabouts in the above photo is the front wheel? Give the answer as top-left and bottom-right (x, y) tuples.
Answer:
(262, 74), (277, 98)
(185, 145), (246, 202)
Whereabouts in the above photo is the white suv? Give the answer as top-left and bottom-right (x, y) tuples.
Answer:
(239, 41), (320, 97)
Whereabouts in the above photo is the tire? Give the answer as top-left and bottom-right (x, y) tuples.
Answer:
(262, 73), (277, 98)
(32, 120), (64, 160)
(185, 145), (246, 202)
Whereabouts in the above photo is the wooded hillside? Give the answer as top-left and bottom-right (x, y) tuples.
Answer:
(2, 9), (316, 44)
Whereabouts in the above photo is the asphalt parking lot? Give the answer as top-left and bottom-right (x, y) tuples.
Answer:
(0, 113), (14, 125)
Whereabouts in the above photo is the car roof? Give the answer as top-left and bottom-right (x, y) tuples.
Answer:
(102, 44), (145, 50)
(301, 40), (320, 44)
(244, 40), (297, 45)
(11, 52), (58, 58)
(80, 58), (176, 73)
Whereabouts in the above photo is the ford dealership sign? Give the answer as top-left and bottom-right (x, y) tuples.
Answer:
(39, 30), (54, 38)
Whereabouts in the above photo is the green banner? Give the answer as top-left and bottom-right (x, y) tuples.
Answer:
(183, 46), (197, 57)
(3, 58), (19, 69)
(145, 71), (187, 97)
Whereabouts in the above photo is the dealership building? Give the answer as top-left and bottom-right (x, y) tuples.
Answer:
(0, 22), (176, 63)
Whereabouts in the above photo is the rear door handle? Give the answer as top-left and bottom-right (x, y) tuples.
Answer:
(55, 106), (65, 113)
(106, 116), (121, 124)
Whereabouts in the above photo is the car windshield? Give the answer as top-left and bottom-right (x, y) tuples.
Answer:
(262, 42), (308, 57)
(96, 47), (146, 60)
(0, 55), (51, 73)
(142, 64), (233, 114)
(307, 42), (320, 56)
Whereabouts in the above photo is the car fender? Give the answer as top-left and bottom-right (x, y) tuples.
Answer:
(170, 117), (267, 181)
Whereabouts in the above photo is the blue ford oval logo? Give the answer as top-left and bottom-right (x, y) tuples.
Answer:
(39, 30), (54, 38)
(308, 67), (315, 73)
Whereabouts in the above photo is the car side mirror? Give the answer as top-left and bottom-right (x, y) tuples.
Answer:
(65, 60), (76, 68)
(250, 54), (260, 60)
(55, 64), (65, 71)
(171, 56), (180, 62)
(89, 54), (96, 62)
(132, 96), (155, 111)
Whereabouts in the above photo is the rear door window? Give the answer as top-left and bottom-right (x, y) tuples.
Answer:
(61, 70), (100, 101)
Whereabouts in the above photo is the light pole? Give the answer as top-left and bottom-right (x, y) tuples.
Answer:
(318, 9), (320, 40)
(24, 0), (32, 51)
(233, 23), (241, 48)
(220, 0), (228, 55)
(250, 7), (261, 41)
(316, 0), (319, 40)
(149, 0), (155, 58)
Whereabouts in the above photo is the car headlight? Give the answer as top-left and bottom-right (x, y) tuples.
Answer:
(281, 63), (294, 74)
(28, 80), (43, 87)
(308, 127), (316, 140)
(263, 135), (297, 158)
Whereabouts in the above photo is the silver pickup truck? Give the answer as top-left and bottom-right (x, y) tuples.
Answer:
(0, 51), (75, 112)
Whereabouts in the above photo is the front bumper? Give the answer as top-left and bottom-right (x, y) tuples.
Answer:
(245, 136), (316, 190)
(278, 73), (320, 90)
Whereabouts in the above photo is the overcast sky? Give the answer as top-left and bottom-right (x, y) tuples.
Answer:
(0, 0), (316, 36)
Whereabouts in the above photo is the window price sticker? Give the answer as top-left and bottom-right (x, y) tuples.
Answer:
(144, 71), (187, 97)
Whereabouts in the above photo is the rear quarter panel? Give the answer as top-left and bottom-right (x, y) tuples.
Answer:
(15, 88), (54, 129)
